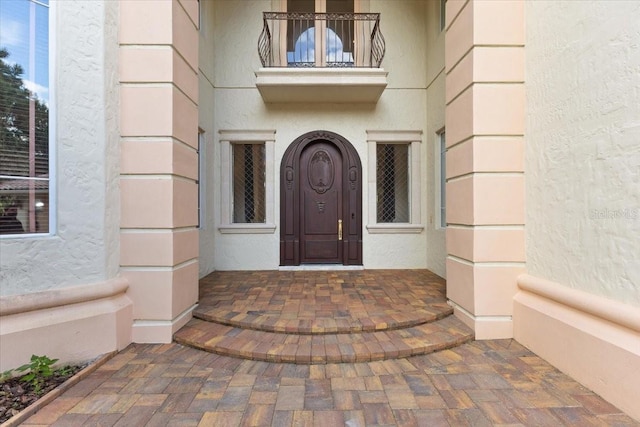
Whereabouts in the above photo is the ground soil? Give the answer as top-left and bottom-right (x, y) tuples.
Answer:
(0, 366), (83, 424)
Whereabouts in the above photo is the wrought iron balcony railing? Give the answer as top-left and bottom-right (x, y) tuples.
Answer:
(258, 12), (385, 68)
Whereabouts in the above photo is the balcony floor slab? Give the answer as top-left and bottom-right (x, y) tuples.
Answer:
(255, 67), (388, 103)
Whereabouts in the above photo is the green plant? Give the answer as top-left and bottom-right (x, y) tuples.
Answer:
(55, 365), (75, 377)
(0, 369), (13, 383)
(15, 355), (59, 394)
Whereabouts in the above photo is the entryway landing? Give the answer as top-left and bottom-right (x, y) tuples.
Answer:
(174, 270), (474, 364)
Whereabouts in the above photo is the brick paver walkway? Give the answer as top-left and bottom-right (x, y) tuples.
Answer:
(19, 270), (639, 426)
(22, 341), (638, 426)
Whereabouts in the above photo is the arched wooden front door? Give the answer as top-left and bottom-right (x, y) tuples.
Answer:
(280, 131), (362, 265)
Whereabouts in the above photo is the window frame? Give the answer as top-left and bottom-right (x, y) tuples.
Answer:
(436, 129), (446, 229)
(218, 130), (276, 234)
(232, 143), (267, 224)
(197, 129), (205, 229)
(0, 0), (55, 238)
(375, 143), (410, 223)
(366, 130), (423, 234)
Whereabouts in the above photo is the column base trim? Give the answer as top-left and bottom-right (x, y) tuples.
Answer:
(514, 274), (640, 421)
(132, 303), (197, 343)
(0, 277), (129, 316)
(448, 300), (513, 339)
(0, 278), (133, 371)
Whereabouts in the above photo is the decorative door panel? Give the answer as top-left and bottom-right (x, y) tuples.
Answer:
(300, 143), (342, 262)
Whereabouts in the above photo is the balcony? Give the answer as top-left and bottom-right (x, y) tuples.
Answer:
(255, 12), (388, 103)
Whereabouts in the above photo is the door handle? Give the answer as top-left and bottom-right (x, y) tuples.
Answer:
(338, 219), (343, 241)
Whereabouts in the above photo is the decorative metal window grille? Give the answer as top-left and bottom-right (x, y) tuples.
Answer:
(376, 144), (409, 223)
(233, 144), (266, 223)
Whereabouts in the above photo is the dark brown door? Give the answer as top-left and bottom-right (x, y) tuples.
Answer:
(280, 130), (362, 266)
(299, 142), (342, 263)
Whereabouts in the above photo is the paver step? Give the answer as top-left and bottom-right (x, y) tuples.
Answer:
(193, 269), (454, 334)
(174, 270), (474, 364)
(174, 315), (474, 364)
(193, 303), (452, 334)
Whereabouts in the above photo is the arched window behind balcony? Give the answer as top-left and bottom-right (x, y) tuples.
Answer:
(289, 27), (354, 66)
(286, 0), (354, 67)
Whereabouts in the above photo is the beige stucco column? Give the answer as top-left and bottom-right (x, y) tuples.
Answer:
(118, 0), (200, 342)
(444, 0), (525, 339)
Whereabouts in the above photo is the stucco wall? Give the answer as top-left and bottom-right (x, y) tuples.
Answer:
(525, 0), (640, 306)
(198, 0), (216, 278)
(424, 0), (446, 278)
(204, 0), (436, 270)
(0, 1), (120, 296)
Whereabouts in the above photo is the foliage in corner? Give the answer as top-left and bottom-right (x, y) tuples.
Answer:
(15, 354), (59, 394)
(0, 369), (13, 383)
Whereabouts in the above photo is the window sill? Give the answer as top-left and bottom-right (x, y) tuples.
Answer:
(0, 233), (54, 239)
(255, 68), (388, 103)
(218, 224), (277, 234)
(366, 224), (424, 234)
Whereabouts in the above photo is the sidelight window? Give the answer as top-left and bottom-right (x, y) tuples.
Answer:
(366, 130), (423, 233)
(233, 143), (266, 223)
(218, 130), (276, 234)
(376, 144), (409, 223)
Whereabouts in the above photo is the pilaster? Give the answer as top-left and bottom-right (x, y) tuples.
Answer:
(118, 0), (200, 343)
(444, 0), (525, 338)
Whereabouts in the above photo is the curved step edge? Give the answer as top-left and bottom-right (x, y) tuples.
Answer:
(192, 305), (454, 335)
(174, 316), (474, 364)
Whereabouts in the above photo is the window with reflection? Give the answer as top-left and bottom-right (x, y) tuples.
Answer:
(0, 0), (51, 235)
(286, 0), (354, 67)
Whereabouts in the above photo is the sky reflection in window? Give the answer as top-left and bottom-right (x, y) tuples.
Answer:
(287, 27), (354, 65)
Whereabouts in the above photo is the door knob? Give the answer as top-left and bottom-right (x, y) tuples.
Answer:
(338, 219), (343, 241)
